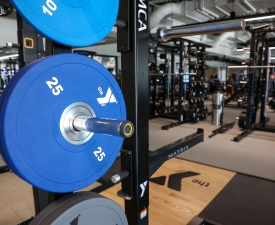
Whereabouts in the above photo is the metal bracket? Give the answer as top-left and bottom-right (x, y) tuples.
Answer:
(117, 0), (129, 52)
(118, 149), (133, 200)
(209, 122), (235, 138)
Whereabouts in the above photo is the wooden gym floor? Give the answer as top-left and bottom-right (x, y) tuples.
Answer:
(100, 158), (275, 225)
(1, 157), (275, 225)
(101, 158), (235, 225)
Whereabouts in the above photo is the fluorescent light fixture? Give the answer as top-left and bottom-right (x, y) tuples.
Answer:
(246, 52), (250, 54)
(0, 54), (19, 61)
(236, 47), (275, 52)
(245, 15), (275, 22)
(270, 57), (275, 60)
(228, 65), (248, 68)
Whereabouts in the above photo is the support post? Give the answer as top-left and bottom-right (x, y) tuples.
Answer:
(170, 48), (175, 112)
(245, 32), (257, 130)
(16, 13), (44, 69)
(117, 0), (149, 224)
(252, 37), (265, 124)
(260, 39), (270, 125)
(178, 40), (184, 122)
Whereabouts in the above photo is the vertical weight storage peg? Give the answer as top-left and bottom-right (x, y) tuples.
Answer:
(0, 53), (133, 193)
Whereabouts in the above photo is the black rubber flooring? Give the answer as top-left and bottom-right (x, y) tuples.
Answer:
(199, 174), (275, 225)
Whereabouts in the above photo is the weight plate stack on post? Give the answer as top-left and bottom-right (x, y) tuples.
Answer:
(268, 99), (275, 110)
(198, 105), (208, 120)
(238, 112), (247, 129)
(188, 108), (200, 122)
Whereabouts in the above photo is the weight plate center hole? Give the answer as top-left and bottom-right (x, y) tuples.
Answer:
(60, 102), (96, 145)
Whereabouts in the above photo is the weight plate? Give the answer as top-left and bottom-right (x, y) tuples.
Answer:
(238, 113), (246, 129)
(0, 60), (43, 174)
(0, 4), (14, 17)
(29, 192), (128, 225)
(0, 60), (44, 176)
(0, 53), (126, 192)
(10, 0), (119, 47)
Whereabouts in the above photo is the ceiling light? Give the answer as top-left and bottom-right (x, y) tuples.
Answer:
(0, 54), (19, 61)
(228, 65), (248, 68)
(245, 15), (275, 22)
(236, 48), (244, 51)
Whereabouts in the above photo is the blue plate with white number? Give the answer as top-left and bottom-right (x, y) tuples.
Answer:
(10, 0), (119, 47)
(0, 60), (43, 174)
(0, 53), (126, 193)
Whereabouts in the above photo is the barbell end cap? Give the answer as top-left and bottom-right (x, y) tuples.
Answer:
(157, 27), (169, 42)
(120, 121), (134, 138)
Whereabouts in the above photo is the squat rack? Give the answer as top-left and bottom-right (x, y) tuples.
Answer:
(117, 1), (244, 224)
(12, 0), (249, 224)
(229, 27), (275, 142)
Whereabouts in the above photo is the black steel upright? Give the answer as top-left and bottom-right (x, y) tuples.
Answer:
(260, 39), (269, 125)
(245, 32), (257, 130)
(117, 0), (149, 224)
(178, 40), (184, 122)
(16, 13), (44, 69)
(170, 47), (175, 112)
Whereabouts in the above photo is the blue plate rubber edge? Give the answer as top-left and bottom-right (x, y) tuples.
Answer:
(0, 59), (43, 176)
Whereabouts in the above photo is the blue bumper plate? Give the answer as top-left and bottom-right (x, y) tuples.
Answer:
(11, 0), (119, 47)
(0, 53), (126, 192)
(0, 60), (43, 174)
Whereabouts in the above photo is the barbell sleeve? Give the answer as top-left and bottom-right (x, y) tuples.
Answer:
(6, 42), (21, 48)
(73, 116), (134, 138)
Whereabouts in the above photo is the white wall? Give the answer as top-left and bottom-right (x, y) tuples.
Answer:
(205, 61), (236, 81)
(75, 44), (121, 71)
(0, 11), (17, 45)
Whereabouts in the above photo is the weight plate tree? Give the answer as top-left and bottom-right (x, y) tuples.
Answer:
(10, 0), (119, 47)
(29, 192), (128, 225)
(0, 53), (134, 193)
